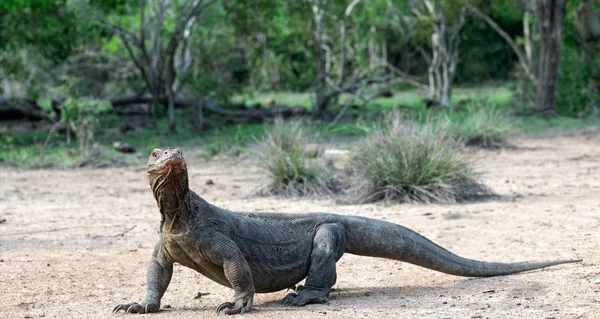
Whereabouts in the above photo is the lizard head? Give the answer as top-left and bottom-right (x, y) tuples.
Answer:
(146, 147), (189, 193)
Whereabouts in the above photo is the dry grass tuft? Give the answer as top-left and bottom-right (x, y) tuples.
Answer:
(344, 116), (490, 204)
(253, 120), (342, 197)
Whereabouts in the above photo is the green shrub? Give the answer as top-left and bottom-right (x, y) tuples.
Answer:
(254, 120), (340, 197)
(556, 46), (599, 117)
(345, 116), (489, 204)
(60, 97), (112, 158)
(447, 102), (514, 148)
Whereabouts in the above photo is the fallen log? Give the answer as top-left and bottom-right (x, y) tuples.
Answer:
(0, 97), (52, 120)
(0, 94), (309, 124)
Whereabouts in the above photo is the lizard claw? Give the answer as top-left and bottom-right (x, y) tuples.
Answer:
(113, 304), (126, 313)
(281, 293), (298, 305)
(281, 288), (329, 307)
(112, 301), (159, 314)
(216, 302), (234, 314)
(215, 294), (254, 315)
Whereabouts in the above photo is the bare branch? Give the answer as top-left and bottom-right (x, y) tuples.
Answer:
(468, 5), (536, 82)
(324, 74), (396, 102)
(163, 0), (216, 67)
(345, 0), (363, 16)
(328, 85), (366, 128)
(385, 64), (428, 90)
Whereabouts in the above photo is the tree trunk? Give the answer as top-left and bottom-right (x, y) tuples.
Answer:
(311, 5), (327, 117)
(166, 86), (176, 133)
(166, 55), (177, 133)
(423, 1), (465, 109)
(191, 97), (205, 135)
(535, 0), (568, 117)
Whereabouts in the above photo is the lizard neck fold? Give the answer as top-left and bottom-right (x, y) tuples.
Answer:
(150, 170), (190, 234)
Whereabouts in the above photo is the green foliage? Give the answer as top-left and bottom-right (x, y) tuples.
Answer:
(0, 0), (80, 62)
(60, 97), (112, 157)
(445, 101), (514, 148)
(226, 0), (314, 91)
(346, 116), (489, 204)
(556, 46), (599, 117)
(254, 120), (340, 197)
(0, 125), (140, 169)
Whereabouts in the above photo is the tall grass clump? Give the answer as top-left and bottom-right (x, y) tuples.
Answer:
(346, 116), (489, 204)
(254, 120), (340, 197)
(448, 102), (514, 148)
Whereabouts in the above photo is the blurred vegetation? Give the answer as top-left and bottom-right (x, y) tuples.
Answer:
(1, 0), (599, 170)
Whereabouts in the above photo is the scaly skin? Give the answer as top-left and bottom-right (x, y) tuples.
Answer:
(113, 147), (582, 315)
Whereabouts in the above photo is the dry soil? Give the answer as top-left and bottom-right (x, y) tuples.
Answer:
(1, 133), (599, 319)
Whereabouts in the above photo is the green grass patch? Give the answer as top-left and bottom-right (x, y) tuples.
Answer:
(443, 101), (514, 148)
(232, 92), (313, 108)
(512, 115), (600, 135)
(3, 84), (599, 170)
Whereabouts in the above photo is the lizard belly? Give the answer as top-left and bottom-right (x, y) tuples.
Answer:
(236, 239), (313, 293)
(163, 237), (232, 288)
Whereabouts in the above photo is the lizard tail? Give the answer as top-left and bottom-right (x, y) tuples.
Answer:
(342, 216), (581, 277)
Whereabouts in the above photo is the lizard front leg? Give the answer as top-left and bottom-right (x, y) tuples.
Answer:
(113, 241), (173, 314)
(197, 233), (255, 315)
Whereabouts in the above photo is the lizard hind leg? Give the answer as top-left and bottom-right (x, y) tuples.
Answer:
(282, 223), (346, 307)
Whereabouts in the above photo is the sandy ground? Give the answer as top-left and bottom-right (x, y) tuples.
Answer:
(1, 133), (599, 319)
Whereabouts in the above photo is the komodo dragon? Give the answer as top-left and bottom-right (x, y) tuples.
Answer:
(113, 147), (581, 315)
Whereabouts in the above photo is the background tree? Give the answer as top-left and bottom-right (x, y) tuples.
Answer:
(1, 0), (598, 127)
(535, 0), (569, 116)
(104, 0), (216, 132)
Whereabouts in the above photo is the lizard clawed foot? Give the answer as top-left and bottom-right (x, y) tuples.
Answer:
(216, 294), (254, 315)
(113, 301), (159, 314)
(281, 288), (328, 307)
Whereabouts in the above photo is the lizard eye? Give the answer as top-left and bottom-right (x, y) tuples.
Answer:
(152, 151), (158, 157)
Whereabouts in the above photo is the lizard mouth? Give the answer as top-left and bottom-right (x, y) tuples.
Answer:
(148, 153), (187, 175)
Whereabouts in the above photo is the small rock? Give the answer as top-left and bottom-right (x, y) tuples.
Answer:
(113, 141), (136, 154)
(119, 124), (134, 133)
(39, 312), (45, 317)
(163, 305), (172, 309)
(25, 259), (32, 262)
(206, 179), (215, 186)
(193, 292), (210, 299)
(24, 315), (33, 318)
(375, 89), (394, 98)
(0, 259), (4, 262)
(305, 145), (321, 158)
(0, 217), (6, 224)
(265, 98), (276, 106)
